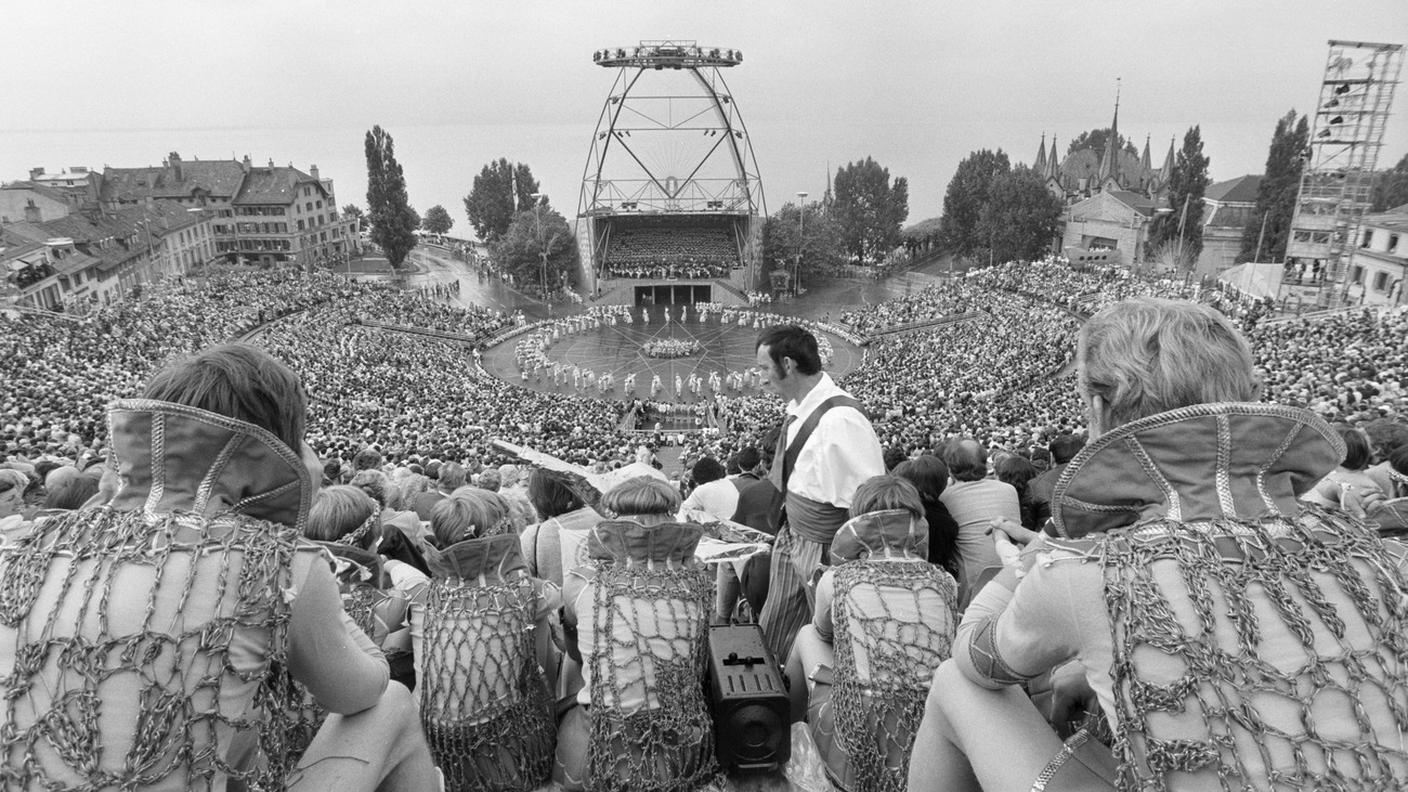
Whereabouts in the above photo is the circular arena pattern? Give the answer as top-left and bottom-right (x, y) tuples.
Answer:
(480, 306), (865, 404)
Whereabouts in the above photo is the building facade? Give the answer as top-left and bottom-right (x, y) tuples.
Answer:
(1347, 205), (1408, 306)
(100, 153), (354, 268)
(1, 201), (215, 310)
(1195, 174), (1261, 278)
(1058, 190), (1158, 269)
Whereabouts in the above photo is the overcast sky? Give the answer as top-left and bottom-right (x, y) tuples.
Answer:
(5, 1), (1407, 224)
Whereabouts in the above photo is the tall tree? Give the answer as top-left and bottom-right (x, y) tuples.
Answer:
(1370, 153), (1408, 212)
(364, 126), (418, 267)
(831, 157), (909, 263)
(422, 205), (454, 235)
(761, 200), (845, 291)
(976, 167), (1064, 264)
(1148, 126), (1211, 265)
(491, 206), (578, 291)
(464, 159), (541, 242)
(1066, 129), (1139, 157)
(1237, 111), (1310, 263)
(939, 149), (1011, 259)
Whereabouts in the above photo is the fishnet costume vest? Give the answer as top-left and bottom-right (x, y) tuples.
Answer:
(0, 508), (306, 792)
(1096, 507), (1408, 791)
(829, 561), (957, 792)
(584, 554), (716, 792)
(418, 572), (555, 792)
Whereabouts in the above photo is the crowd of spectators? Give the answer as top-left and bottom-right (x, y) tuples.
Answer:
(3, 258), (1405, 507)
(606, 261), (732, 280)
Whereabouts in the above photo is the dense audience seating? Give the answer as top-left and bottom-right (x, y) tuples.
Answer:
(604, 224), (738, 276)
(3, 258), (1404, 481)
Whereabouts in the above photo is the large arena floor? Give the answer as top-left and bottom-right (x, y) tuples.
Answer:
(480, 309), (865, 404)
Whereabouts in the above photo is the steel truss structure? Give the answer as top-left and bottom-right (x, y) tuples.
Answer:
(1283, 40), (1403, 306)
(574, 41), (767, 291)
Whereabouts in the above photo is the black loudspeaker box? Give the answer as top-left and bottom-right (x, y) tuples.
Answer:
(705, 623), (791, 773)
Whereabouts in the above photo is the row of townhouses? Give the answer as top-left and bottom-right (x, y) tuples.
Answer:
(1, 152), (357, 310)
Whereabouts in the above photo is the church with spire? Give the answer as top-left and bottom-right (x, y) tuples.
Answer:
(1034, 86), (1175, 203)
(1033, 84), (1178, 268)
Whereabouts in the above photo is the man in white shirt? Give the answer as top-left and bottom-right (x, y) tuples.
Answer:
(679, 456), (736, 521)
(754, 325), (884, 662)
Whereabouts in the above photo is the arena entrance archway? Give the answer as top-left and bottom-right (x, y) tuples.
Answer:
(634, 284), (712, 306)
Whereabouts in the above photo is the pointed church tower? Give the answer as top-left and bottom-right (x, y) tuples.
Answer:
(1156, 136), (1175, 196)
(1098, 80), (1121, 191)
(1033, 133), (1048, 175)
(1048, 136), (1061, 180)
(1140, 134), (1153, 190)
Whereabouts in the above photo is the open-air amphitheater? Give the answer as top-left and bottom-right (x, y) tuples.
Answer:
(3, 39), (1408, 792)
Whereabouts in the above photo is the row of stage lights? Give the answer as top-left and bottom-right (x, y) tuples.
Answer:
(613, 201), (726, 210)
(593, 46), (743, 63)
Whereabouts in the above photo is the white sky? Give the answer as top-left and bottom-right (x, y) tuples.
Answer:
(4, 0), (1407, 223)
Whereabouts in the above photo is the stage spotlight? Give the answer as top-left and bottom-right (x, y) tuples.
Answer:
(1335, 83), (1352, 95)
(1329, 116), (1344, 125)
(1318, 129), (1333, 138)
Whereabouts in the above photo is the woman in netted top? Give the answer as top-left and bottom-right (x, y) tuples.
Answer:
(305, 484), (429, 689)
(909, 297), (1408, 791)
(786, 474), (958, 792)
(0, 344), (435, 792)
(411, 486), (559, 792)
(555, 476), (716, 792)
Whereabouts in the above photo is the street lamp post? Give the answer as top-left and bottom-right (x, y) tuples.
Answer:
(529, 192), (550, 316)
(795, 191), (808, 296)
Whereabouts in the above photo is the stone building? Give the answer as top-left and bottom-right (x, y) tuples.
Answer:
(1346, 204), (1408, 305)
(99, 152), (353, 267)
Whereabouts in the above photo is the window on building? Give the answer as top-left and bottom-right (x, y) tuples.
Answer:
(297, 220), (305, 231)
(1361, 230), (1373, 248)
(1352, 265), (1364, 283)
(1373, 272), (1389, 291)
(1391, 234), (1400, 253)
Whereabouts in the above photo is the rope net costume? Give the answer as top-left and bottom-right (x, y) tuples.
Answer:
(0, 508), (306, 792)
(1096, 508), (1408, 791)
(1044, 403), (1408, 791)
(826, 512), (957, 792)
(581, 520), (717, 792)
(419, 532), (555, 792)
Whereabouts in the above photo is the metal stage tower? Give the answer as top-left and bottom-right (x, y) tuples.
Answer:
(1282, 40), (1403, 308)
(575, 41), (767, 294)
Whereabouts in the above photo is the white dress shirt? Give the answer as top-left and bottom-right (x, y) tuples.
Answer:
(784, 373), (885, 509)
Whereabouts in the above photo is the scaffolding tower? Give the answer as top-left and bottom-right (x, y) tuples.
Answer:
(1282, 40), (1404, 308)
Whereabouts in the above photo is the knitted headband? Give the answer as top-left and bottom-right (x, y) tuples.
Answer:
(337, 512), (378, 547)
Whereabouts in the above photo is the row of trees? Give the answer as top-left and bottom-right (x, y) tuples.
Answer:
(759, 158), (910, 288)
(360, 131), (576, 287)
(937, 151), (1063, 265)
(464, 159), (576, 291)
